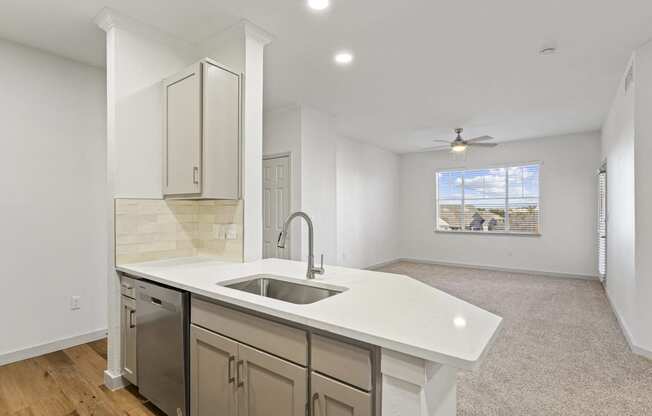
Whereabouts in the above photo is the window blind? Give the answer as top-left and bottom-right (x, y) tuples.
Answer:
(436, 163), (540, 234)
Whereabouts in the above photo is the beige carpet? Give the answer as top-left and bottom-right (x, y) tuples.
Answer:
(377, 261), (652, 416)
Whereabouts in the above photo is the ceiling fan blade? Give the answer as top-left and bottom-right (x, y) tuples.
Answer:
(468, 142), (498, 147)
(421, 145), (451, 152)
(432, 140), (452, 144)
(466, 135), (493, 143)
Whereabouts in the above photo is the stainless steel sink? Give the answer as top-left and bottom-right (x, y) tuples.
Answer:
(221, 275), (344, 304)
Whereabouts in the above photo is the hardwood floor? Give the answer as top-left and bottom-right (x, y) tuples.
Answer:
(0, 339), (165, 416)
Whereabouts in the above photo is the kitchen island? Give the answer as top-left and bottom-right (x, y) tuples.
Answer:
(117, 256), (502, 416)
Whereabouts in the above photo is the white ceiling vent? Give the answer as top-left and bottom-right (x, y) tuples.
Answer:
(625, 65), (634, 93)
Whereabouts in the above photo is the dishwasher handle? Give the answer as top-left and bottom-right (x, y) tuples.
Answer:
(139, 291), (179, 313)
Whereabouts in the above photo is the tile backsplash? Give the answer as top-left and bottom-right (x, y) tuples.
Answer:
(115, 199), (244, 265)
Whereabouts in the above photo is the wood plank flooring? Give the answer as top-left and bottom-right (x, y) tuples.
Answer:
(0, 339), (164, 416)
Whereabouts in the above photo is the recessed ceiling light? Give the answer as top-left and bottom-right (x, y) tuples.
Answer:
(307, 0), (329, 11)
(334, 51), (354, 65)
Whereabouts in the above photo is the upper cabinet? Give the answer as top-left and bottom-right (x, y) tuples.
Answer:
(163, 59), (242, 199)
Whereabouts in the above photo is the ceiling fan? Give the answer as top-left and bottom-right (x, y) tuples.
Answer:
(433, 128), (497, 152)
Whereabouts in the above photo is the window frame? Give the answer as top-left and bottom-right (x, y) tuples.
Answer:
(434, 161), (543, 236)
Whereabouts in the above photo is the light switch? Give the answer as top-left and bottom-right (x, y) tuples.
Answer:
(70, 296), (81, 310)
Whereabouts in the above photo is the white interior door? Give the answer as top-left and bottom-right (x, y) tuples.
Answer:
(263, 155), (291, 259)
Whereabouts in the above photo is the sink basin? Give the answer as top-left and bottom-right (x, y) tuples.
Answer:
(221, 274), (344, 304)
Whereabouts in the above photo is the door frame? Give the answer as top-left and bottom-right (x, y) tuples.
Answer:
(263, 152), (293, 259)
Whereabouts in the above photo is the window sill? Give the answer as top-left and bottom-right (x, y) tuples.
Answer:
(434, 229), (541, 237)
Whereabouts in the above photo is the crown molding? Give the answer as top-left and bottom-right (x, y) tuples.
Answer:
(93, 7), (193, 52)
(93, 8), (119, 32)
(241, 19), (274, 46)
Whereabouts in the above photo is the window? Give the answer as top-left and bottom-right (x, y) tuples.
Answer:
(436, 163), (541, 234)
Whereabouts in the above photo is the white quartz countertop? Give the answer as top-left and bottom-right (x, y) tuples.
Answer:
(117, 257), (502, 370)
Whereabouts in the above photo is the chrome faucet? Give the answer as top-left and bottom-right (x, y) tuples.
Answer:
(277, 211), (324, 279)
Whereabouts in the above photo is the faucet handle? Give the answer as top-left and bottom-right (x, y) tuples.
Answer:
(316, 254), (325, 274)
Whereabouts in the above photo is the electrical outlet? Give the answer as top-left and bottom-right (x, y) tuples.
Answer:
(70, 296), (81, 310)
(226, 224), (238, 240)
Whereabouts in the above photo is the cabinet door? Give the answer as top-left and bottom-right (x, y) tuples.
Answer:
(163, 63), (202, 195)
(202, 61), (241, 199)
(237, 343), (307, 416)
(121, 296), (137, 385)
(190, 325), (238, 416)
(311, 372), (372, 416)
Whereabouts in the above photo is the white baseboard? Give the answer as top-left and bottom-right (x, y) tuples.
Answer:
(366, 259), (402, 270)
(604, 289), (652, 361)
(379, 257), (598, 281)
(0, 329), (107, 366)
(104, 369), (129, 391)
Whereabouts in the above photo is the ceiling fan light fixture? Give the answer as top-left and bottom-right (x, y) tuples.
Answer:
(451, 143), (467, 153)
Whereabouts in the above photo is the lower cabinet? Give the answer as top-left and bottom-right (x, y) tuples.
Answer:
(190, 324), (307, 416)
(237, 343), (307, 416)
(190, 325), (238, 416)
(189, 298), (377, 416)
(311, 372), (372, 416)
(120, 295), (137, 385)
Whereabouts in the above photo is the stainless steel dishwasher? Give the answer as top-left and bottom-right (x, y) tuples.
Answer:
(136, 280), (189, 416)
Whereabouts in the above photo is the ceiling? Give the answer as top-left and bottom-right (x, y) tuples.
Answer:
(2, 0), (652, 153)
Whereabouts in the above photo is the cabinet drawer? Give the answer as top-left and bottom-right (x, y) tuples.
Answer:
(191, 297), (308, 366)
(120, 276), (136, 299)
(311, 335), (372, 391)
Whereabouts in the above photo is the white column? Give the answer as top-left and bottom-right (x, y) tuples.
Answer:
(94, 11), (123, 389)
(94, 7), (199, 389)
(242, 22), (272, 262)
(381, 349), (457, 416)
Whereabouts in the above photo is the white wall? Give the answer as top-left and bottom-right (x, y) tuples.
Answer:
(112, 28), (195, 198)
(399, 132), (601, 277)
(0, 39), (107, 360)
(300, 108), (338, 264)
(601, 56), (637, 347)
(263, 106), (303, 260)
(336, 137), (400, 268)
(604, 41), (652, 357)
(633, 41), (652, 352)
(263, 106), (401, 268)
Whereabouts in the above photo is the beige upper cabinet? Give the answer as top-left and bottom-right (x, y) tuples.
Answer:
(163, 59), (241, 199)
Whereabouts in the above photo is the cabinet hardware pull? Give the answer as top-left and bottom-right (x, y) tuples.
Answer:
(227, 356), (235, 383)
(193, 166), (199, 184)
(129, 310), (136, 329)
(236, 360), (245, 387)
(311, 393), (319, 416)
